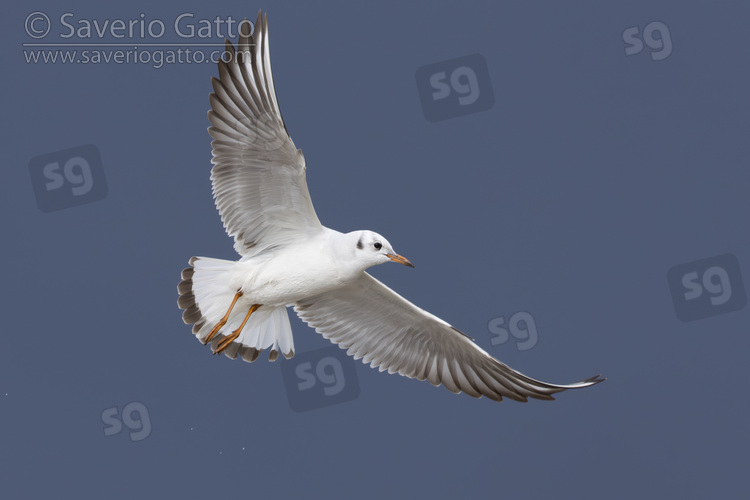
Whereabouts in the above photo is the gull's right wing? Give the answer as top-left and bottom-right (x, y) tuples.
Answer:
(208, 12), (322, 257)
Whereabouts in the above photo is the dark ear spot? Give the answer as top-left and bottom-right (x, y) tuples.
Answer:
(356, 238), (363, 250)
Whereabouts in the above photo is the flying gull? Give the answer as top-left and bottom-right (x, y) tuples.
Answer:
(178, 11), (604, 402)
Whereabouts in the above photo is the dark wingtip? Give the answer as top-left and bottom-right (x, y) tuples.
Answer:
(241, 18), (253, 38)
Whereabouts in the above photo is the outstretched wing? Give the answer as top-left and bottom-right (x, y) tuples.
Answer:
(295, 273), (604, 402)
(208, 12), (322, 257)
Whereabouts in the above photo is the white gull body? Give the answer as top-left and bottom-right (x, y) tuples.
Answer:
(230, 229), (390, 306)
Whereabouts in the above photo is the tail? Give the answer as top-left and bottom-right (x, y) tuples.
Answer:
(177, 257), (295, 361)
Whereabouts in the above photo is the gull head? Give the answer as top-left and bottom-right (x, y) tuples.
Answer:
(351, 230), (414, 270)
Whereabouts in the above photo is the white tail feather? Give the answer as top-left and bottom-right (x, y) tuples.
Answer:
(179, 257), (295, 360)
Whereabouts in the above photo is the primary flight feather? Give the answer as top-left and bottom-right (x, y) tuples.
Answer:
(178, 11), (604, 402)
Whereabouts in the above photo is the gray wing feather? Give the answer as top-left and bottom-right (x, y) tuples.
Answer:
(295, 274), (604, 402)
(209, 12), (322, 257)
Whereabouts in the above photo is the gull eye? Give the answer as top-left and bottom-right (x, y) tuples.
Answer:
(373, 242), (382, 250)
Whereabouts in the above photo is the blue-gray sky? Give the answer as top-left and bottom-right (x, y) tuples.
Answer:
(3, 1), (749, 498)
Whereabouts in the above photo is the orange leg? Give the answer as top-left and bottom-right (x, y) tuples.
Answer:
(204, 291), (242, 344)
(214, 304), (262, 355)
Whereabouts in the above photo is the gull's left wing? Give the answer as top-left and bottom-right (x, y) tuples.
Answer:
(295, 274), (604, 402)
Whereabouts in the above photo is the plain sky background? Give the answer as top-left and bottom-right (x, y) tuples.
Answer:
(3, 1), (749, 498)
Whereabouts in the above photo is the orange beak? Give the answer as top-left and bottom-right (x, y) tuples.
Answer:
(386, 253), (414, 268)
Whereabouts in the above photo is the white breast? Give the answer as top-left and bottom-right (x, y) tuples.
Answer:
(240, 229), (357, 306)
